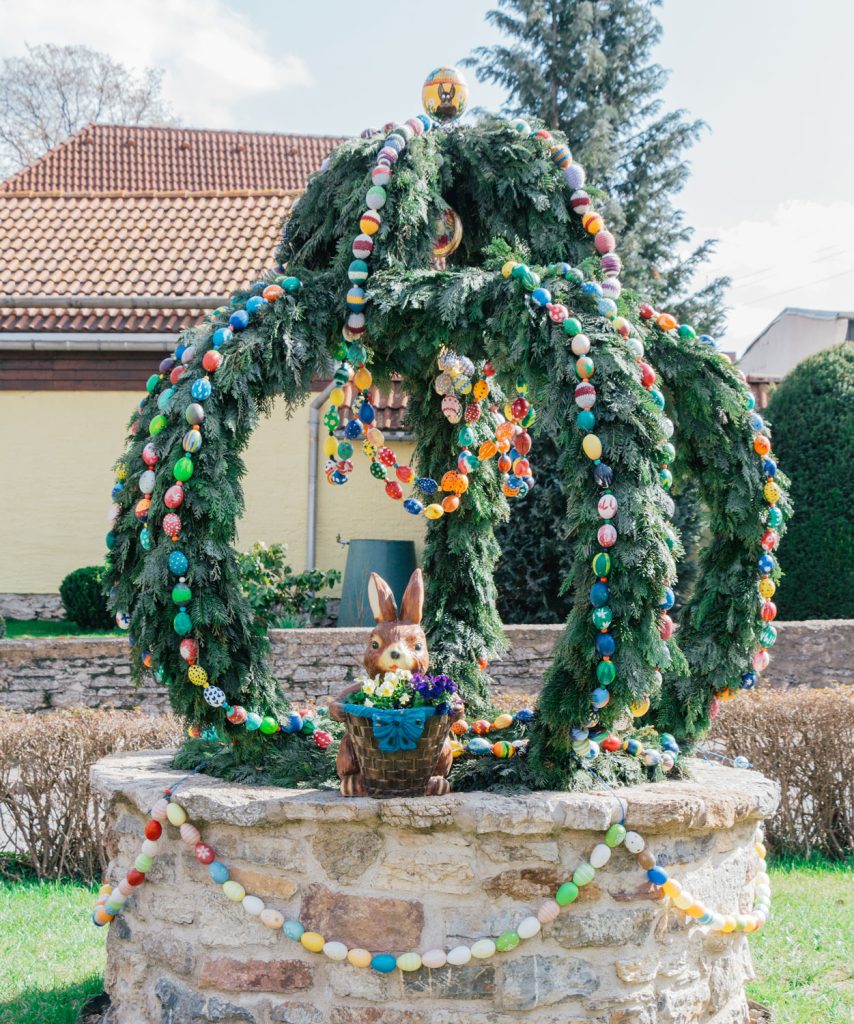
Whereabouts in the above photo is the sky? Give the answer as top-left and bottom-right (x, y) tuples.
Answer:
(1, 0), (852, 353)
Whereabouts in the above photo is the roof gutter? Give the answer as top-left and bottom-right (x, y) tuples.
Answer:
(306, 380), (337, 571)
(0, 332), (178, 352)
(0, 295), (227, 309)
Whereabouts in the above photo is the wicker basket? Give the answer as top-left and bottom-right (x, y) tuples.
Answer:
(342, 704), (451, 797)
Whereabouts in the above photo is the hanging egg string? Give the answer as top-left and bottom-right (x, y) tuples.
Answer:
(93, 785), (771, 953)
(637, 307), (786, 710)
(496, 257), (679, 764)
(106, 272), (326, 742)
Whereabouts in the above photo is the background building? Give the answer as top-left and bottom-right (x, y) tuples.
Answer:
(0, 125), (422, 617)
(740, 307), (854, 408)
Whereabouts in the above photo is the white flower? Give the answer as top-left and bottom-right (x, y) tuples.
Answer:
(383, 672), (400, 686)
(363, 698), (374, 707)
(361, 680), (376, 696)
(398, 692), (411, 705)
(397, 669), (413, 682)
(377, 680), (396, 698)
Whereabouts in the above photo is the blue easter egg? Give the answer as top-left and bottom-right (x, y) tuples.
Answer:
(515, 708), (535, 723)
(531, 287), (551, 307)
(749, 413), (764, 432)
(417, 114), (432, 131)
(591, 687), (610, 709)
(191, 378), (212, 401)
(211, 327), (233, 349)
(576, 410), (596, 431)
(358, 403), (375, 424)
(209, 861), (229, 884)
(245, 295), (268, 315)
(284, 920), (305, 941)
(468, 737), (492, 755)
(699, 334), (716, 346)
(581, 281), (603, 298)
(158, 387), (175, 411)
(740, 671), (757, 690)
(659, 587), (675, 610)
(168, 550), (189, 575)
(286, 712), (304, 733)
(758, 553), (776, 574)
(371, 954), (397, 973)
(344, 419), (363, 439)
(111, 483), (124, 500)
(597, 297), (617, 317)
(595, 633), (616, 657)
(245, 712), (262, 731)
(175, 344), (187, 360)
(590, 582), (610, 607)
(647, 866), (669, 886)
(416, 477), (438, 494)
(249, 281), (267, 295)
(763, 458), (777, 477)
(229, 310), (250, 331)
(403, 498), (424, 515)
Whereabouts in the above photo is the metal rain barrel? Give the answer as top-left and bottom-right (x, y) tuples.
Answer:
(337, 539), (417, 627)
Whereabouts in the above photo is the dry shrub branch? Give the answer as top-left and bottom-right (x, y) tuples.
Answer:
(709, 687), (854, 858)
(0, 709), (181, 881)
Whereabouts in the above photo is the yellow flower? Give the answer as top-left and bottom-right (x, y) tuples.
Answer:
(361, 680), (376, 696)
(376, 680), (396, 698)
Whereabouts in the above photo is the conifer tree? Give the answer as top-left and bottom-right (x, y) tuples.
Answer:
(465, 0), (728, 332)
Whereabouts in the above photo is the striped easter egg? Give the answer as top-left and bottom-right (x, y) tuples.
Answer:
(359, 210), (381, 235)
(570, 189), (590, 214)
(352, 234), (374, 259)
(346, 288), (366, 311)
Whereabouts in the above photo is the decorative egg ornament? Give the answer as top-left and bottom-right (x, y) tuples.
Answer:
(432, 207), (464, 259)
(422, 66), (468, 123)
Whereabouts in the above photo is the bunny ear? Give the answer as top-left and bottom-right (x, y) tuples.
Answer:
(368, 573), (398, 623)
(400, 568), (425, 625)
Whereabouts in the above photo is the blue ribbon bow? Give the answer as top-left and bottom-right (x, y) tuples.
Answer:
(344, 704), (436, 753)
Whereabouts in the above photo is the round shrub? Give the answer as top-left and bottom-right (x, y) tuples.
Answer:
(765, 343), (854, 619)
(59, 566), (113, 630)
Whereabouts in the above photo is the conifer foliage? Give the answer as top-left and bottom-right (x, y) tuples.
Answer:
(465, 0), (728, 332)
(106, 115), (778, 788)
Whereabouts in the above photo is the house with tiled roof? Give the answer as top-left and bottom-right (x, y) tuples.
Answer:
(0, 124), (420, 617)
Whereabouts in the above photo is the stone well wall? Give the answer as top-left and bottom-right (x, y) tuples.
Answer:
(93, 750), (779, 1024)
(2, 619), (851, 713)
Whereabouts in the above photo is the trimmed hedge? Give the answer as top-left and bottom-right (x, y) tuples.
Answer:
(765, 343), (854, 619)
(59, 565), (113, 630)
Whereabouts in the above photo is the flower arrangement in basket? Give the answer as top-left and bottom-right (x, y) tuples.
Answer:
(330, 570), (463, 797)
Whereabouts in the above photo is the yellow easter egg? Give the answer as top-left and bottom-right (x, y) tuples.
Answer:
(300, 931), (325, 953)
(115, 464), (129, 482)
(322, 436), (338, 457)
(397, 952), (422, 972)
(166, 802), (187, 826)
(629, 697), (651, 717)
(763, 481), (781, 504)
(501, 260), (518, 279)
(222, 880), (245, 902)
(424, 503), (445, 520)
(492, 713), (514, 730)
(581, 434), (602, 460)
(347, 948), (372, 968)
(473, 379), (489, 401)
(759, 577), (776, 599)
(354, 366), (373, 390)
(329, 387), (345, 406)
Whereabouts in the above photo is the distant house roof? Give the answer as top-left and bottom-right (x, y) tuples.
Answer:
(0, 123), (344, 194)
(739, 307), (853, 383)
(0, 124), (344, 335)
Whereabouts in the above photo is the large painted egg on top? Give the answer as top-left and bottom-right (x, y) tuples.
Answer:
(422, 66), (468, 123)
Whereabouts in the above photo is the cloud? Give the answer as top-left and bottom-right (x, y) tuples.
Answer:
(0, 0), (312, 127)
(697, 200), (854, 354)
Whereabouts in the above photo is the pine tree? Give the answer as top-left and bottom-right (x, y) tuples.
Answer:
(465, 0), (728, 333)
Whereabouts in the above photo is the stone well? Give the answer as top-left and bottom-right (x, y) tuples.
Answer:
(92, 750), (779, 1024)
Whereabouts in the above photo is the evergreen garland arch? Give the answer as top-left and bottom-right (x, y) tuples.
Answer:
(105, 109), (786, 789)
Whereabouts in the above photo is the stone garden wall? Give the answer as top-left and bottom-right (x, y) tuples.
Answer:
(1, 620), (851, 713)
(93, 750), (779, 1024)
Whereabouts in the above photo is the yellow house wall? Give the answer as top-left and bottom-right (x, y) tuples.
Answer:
(0, 392), (424, 595)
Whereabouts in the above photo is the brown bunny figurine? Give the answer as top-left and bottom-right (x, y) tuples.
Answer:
(330, 569), (461, 797)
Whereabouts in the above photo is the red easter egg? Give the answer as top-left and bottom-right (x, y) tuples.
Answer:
(179, 638), (199, 662)
(202, 350), (222, 373)
(127, 868), (146, 887)
(169, 365), (186, 385)
(262, 284), (284, 302)
(164, 484), (184, 509)
(514, 431), (532, 455)
(162, 512), (182, 538)
(194, 842), (215, 864)
(638, 362), (656, 389)
(314, 729), (333, 750)
(638, 303), (655, 320)
(760, 530), (778, 551)
(659, 613), (675, 640)
(511, 397), (530, 422)
(760, 601), (777, 622)
(144, 820), (162, 841)
(378, 447), (396, 467)
(497, 454), (512, 473)
(227, 705), (248, 725)
(602, 735), (622, 752)
(385, 480), (403, 500)
(396, 465), (414, 483)
(548, 303), (568, 323)
(142, 442), (159, 468)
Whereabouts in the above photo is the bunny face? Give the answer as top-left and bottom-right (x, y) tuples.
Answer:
(363, 569), (429, 676)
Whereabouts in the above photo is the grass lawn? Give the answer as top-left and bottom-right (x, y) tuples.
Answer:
(0, 878), (105, 1024)
(0, 859), (850, 1023)
(2, 619), (123, 639)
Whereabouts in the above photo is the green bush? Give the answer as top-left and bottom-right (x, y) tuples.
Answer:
(59, 566), (113, 630)
(237, 542), (341, 631)
(765, 343), (854, 619)
(0, 615), (5, 639)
